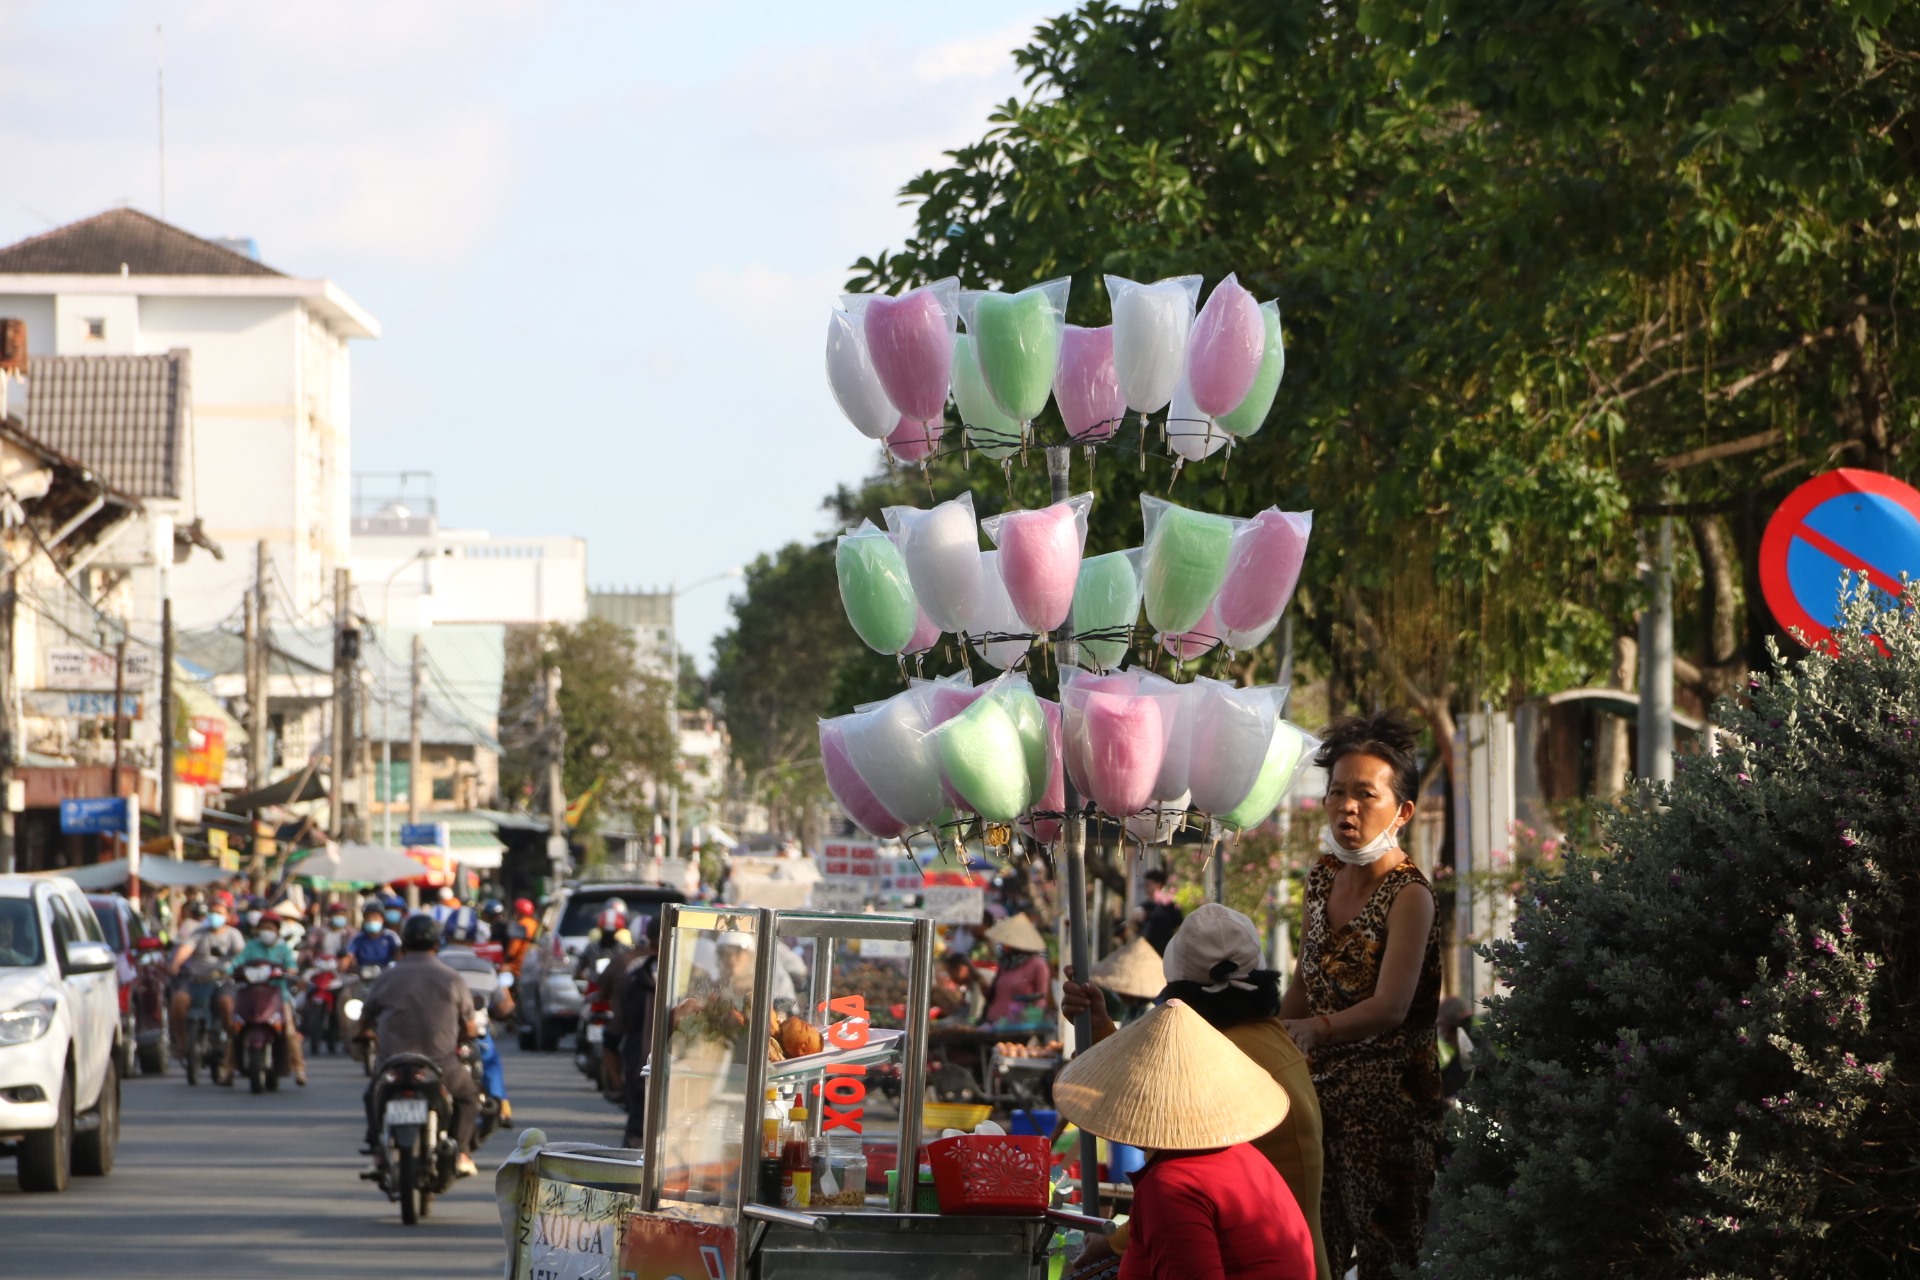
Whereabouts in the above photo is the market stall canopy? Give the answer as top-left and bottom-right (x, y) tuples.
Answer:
(46, 856), (233, 891)
(224, 769), (328, 813)
(291, 842), (424, 886)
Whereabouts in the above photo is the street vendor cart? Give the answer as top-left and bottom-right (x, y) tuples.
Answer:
(501, 902), (1110, 1280)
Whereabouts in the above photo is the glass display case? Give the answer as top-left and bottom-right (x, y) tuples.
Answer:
(641, 906), (934, 1218)
(503, 903), (1107, 1280)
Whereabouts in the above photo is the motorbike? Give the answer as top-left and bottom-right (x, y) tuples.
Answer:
(233, 962), (293, 1094)
(572, 964), (614, 1093)
(183, 973), (232, 1087)
(300, 966), (341, 1055)
(362, 1051), (462, 1225)
(340, 964), (386, 1077)
(129, 936), (173, 1076)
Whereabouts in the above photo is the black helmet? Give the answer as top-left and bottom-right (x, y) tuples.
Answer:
(400, 912), (441, 952)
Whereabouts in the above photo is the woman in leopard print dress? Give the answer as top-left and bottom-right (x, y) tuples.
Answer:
(1280, 712), (1444, 1279)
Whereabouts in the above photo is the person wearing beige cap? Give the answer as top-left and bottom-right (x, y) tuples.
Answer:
(1054, 1000), (1315, 1279)
(979, 912), (1052, 1025)
(1064, 903), (1329, 1280)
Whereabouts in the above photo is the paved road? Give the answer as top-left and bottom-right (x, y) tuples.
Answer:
(0, 1032), (627, 1280)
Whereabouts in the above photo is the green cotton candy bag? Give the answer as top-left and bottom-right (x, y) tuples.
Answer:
(1221, 721), (1316, 830)
(1142, 500), (1235, 635)
(836, 522), (920, 654)
(968, 280), (1068, 423)
(1072, 550), (1141, 671)
(990, 680), (1051, 799)
(952, 333), (1022, 460)
(1216, 301), (1284, 438)
(935, 694), (1031, 822)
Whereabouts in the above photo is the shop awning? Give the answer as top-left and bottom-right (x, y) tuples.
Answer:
(45, 856), (234, 891)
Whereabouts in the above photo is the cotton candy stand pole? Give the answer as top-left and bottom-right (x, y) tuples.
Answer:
(1047, 445), (1099, 1219)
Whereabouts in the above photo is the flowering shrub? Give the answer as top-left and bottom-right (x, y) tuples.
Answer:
(1429, 585), (1920, 1278)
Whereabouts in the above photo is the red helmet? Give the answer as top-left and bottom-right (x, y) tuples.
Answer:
(596, 906), (627, 934)
(513, 898), (536, 917)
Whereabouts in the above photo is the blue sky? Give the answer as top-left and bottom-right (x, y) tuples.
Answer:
(0, 0), (1059, 665)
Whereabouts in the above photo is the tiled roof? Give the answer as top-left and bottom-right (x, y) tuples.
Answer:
(21, 351), (190, 499)
(0, 208), (283, 278)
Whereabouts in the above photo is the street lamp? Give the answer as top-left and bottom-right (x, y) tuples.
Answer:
(380, 547), (434, 848)
(661, 567), (742, 867)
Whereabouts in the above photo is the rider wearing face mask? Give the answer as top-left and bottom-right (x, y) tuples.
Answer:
(169, 902), (245, 1061)
(309, 906), (355, 962)
(229, 918), (307, 1085)
(1277, 711), (1443, 1280)
(342, 905), (403, 971)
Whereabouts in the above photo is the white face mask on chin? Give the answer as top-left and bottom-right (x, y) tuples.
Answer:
(1322, 821), (1402, 866)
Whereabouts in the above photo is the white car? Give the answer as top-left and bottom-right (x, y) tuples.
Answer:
(0, 874), (122, 1192)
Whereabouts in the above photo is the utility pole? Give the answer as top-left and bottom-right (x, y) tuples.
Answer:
(544, 663), (568, 881)
(159, 598), (175, 839)
(408, 634), (424, 828)
(357, 669), (375, 844)
(328, 568), (352, 840)
(247, 541), (269, 791)
(0, 544), (14, 875)
(111, 637), (135, 906)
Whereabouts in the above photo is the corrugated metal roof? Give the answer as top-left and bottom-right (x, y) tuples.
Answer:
(20, 351), (189, 499)
(0, 209), (284, 277)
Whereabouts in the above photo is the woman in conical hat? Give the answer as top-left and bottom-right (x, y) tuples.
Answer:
(979, 913), (1051, 1026)
(1054, 1000), (1315, 1280)
(1064, 903), (1330, 1279)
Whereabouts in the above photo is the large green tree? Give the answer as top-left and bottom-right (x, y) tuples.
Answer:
(499, 618), (672, 836)
(842, 0), (1918, 742)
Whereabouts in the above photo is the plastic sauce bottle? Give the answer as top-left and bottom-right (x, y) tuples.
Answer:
(781, 1105), (812, 1208)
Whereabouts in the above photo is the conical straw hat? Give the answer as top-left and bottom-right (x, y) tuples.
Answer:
(1089, 936), (1166, 1001)
(1053, 1000), (1289, 1150)
(984, 912), (1047, 953)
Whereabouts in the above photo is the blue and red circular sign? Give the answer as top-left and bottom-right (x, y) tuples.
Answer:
(1760, 468), (1920, 647)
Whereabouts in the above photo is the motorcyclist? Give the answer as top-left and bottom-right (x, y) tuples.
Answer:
(612, 919), (658, 1148)
(169, 901), (244, 1061)
(442, 904), (488, 946)
(359, 913), (482, 1178)
(227, 917), (307, 1086)
(342, 904), (403, 971)
(572, 902), (629, 983)
(503, 898), (541, 977)
(428, 885), (461, 929)
(307, 904), (355, 963)
(439, 913), (511, 1127)
(478, 899), (508, 943)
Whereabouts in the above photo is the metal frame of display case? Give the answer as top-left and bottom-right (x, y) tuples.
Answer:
(640, 904), (951, 1275)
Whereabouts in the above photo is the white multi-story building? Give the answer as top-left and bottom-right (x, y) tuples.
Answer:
(0, 208), (378, 629)
(350, 474), (587, 628)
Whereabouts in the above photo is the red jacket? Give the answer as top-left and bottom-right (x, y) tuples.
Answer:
(1119, 1143), (1314, 1280)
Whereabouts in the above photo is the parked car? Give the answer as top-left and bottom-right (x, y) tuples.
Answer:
(516, 883), (683, 1052)
(0, 874), (123, 1192)
(87, 894), (171, 1077)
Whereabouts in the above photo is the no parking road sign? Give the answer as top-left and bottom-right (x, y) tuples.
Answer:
(1760, 468), (1920, 648)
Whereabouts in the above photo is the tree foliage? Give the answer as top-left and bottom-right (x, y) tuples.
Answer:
(840, 0), (1918, 728)
(1433, 584), (1920, 1276)
(500, 618), (672, 830)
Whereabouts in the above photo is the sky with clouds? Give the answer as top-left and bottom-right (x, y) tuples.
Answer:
(0, 0), (1058, 664)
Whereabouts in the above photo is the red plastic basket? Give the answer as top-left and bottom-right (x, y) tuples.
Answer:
(926, 1134), (1053, 1215)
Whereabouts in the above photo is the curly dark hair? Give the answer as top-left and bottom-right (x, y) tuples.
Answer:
(1313, 709), (1421, 804)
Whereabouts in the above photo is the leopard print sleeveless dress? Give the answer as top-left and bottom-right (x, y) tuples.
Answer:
(1300, 853), (1445, 1279)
